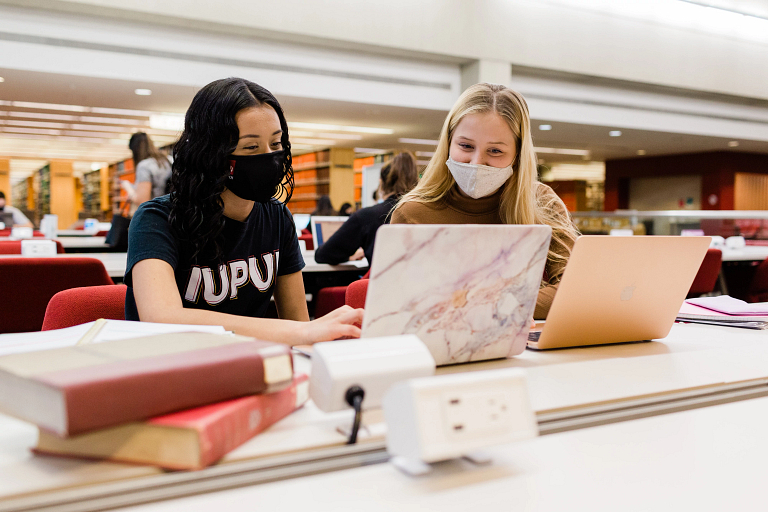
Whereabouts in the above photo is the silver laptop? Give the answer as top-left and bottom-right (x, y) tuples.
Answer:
(527, 235), (711, 350)
(361, 225), (552, 365)
(310, 216), (348, 248)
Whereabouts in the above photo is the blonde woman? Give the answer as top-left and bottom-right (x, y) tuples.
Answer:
(392, 83), (578, 319)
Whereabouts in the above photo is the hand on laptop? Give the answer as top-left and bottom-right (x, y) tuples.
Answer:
(349, 247), (365, 261)
(299, 305), (364, 344)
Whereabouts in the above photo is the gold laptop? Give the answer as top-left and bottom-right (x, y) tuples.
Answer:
(527, 235), (711, 350)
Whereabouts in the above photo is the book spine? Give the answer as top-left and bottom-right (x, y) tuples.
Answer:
(197, 374), (309, 468)
(46, 343), (292, 436)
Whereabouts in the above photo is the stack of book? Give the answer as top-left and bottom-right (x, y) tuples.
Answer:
(676, 296), (768, 330)
(0, 324), (308, 470)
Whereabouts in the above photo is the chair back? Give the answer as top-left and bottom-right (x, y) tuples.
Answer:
(0, 257), (113, 333)
(747, 258), (768, 303)
(345, 279), (369, 310)
(42, 284), (127, 330)
(299, 231), (314, 251)
(0, 240), (65, 254)
(689, 248), (722, 296)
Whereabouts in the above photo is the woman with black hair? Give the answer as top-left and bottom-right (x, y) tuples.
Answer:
(125, 77), (363, 345)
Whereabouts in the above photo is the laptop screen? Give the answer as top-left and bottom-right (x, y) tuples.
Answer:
(311, 216), (348, 247)
(292, 213), (311, 236)
(0, 212), (14, 228)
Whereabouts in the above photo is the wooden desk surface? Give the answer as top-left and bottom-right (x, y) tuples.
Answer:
(119, 393), (768, 512)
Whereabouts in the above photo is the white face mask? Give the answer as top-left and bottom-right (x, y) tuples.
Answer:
(446, 158), (514, 199)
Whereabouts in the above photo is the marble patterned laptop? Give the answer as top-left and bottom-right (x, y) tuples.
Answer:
(361, 225), (551, 365)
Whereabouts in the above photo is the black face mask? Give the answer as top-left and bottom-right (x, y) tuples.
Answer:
(227, 150), (286, 203)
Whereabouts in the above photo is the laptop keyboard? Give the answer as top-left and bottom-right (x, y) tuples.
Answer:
(528, 331), (541, 342)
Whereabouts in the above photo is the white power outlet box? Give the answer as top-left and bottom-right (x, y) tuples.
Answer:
(21, 239), (57, 256)
(310, 335), (436, 413)
(382, 368), (538, 464)
(11, 227), (34, 239)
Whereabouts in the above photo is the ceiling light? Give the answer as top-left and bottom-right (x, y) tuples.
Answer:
(290, 131), (363, 141)
(538, 124), (552, 131)
(609, 130), (622, 137)
(354, 148), (390, 154)
(291, 137), (338, 146)
(637, 149), (647, 155)
(534, 147), (591, 156)
(90, 162), (104, 171)
(0, 77), (4, 83)
(398, 138), (439, 145)
(728, 140), (740, 147)
(134, 89), (152, 96)
(290, 122), (393, 135)
(6, 101), (88, 112)
(149, 114), (184, 131)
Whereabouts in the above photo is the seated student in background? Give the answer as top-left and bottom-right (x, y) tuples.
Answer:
(311, 195), (337, 217)
(338, 202), (354, 216)
(391, 83), (578, 319)
(0, 191), (33, 228)
(315, 152), (418, 265)
(125, 77), (363, 345)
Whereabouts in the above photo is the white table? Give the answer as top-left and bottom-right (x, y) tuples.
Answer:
(54, 236), (109, 250)
(0, 252), (367, 279)
(721, 245), (768, 262)
(4, 323), (768, 511)
(0, 252), (126, 278)
(117, 394), (768, 512)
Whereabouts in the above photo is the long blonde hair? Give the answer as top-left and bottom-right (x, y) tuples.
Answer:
(396, 83), (578, 282)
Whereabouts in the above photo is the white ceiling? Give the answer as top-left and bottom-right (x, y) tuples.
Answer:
(1, 66), (768, 183)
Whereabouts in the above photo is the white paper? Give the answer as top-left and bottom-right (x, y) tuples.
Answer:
(686, 296), (768, 316)
(0, 320), (227, 357)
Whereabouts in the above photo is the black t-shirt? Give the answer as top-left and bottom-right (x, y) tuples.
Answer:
(314, 195), (397, 265)
(124, 195), (305, 321)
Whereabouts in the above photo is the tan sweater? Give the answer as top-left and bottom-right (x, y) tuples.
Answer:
(391, 183), (575, 319)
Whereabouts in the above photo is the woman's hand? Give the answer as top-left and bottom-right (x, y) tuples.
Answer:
(349, 247), (365, 261)
(299, 305), (364, 344)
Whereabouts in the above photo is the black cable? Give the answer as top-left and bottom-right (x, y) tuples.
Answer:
(345, 385), (365, 445)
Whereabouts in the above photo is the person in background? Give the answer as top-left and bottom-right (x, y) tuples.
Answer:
(311, 195), (336, 216)
(129, 132), (172, 206)
(338, 202), (354, 216)
(0, 191), (33, 228)
(126, 77), (363, 345)
(391, 83), (578, 320)
(315, 152), (418, 265)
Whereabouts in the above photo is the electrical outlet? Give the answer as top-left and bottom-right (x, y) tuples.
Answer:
(383, 368), (538, 464)
(443, 390), (513, 438)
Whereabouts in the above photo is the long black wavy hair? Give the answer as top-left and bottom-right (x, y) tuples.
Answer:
(169, 78), (294, 265)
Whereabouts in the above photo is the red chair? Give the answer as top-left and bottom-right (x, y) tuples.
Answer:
(688, 248), (722, 297)
(345, 279), (369, 310)
(0, 258), (114, 333)
(314, 286), (348, 318)
(299, 228), (314, 251)
(42, 284), (127, 330)
(747, 259), (768, 303)
(0, 240), (65, 254)
(314, 270), (370, 318)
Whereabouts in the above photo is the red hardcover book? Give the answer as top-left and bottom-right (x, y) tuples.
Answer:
(0, 333), (293, 436)
(36, 374), (309, 470)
